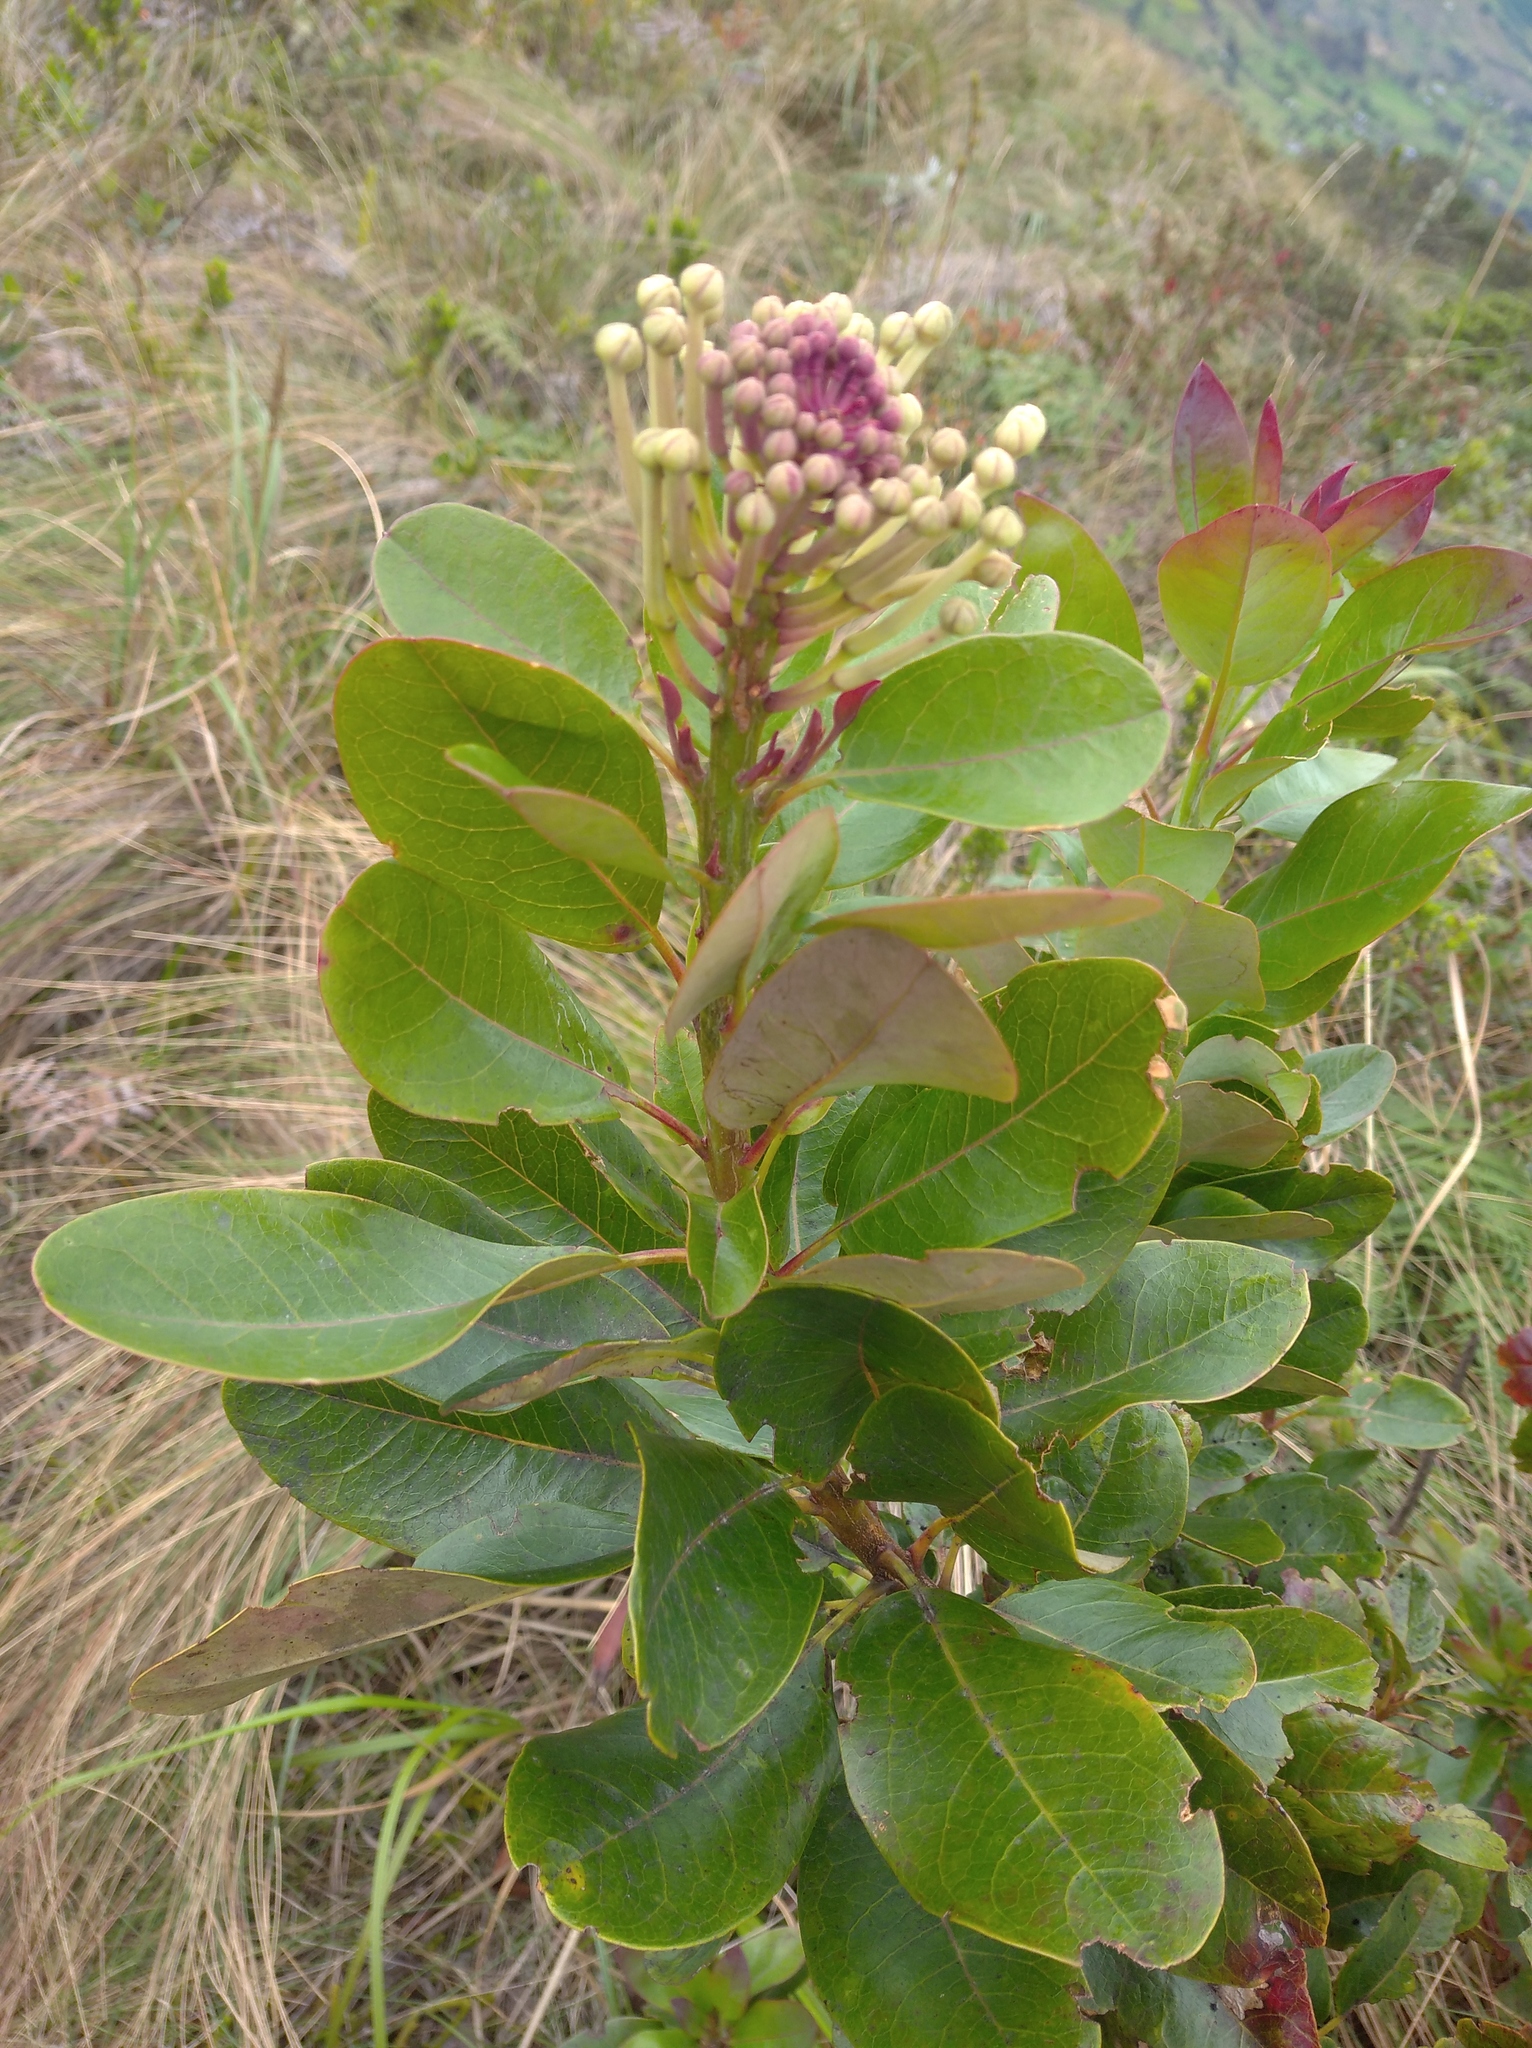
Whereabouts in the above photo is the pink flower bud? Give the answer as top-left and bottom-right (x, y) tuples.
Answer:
(834, 492), (876, 537)
(733, 377), (765, 415)
(763, 429), (799, 464)
(815, 419), (846, 451)
(765, 461), (805, 502)
(723, 469), (756, 498)
(699, 348), (735, 387)
(761, 392), (799, 430)
(802, 452), (844, 495)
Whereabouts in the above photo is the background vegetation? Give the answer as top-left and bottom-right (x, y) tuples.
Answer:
(3, 0), (1532, 2040)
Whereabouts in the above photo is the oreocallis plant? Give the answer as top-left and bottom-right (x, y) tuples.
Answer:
(33, 269), (1532, 2045)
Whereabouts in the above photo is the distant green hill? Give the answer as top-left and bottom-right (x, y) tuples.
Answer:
(1089, 0), (1532, 215)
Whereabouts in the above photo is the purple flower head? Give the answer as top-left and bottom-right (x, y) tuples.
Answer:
(725, 309), (902, 495)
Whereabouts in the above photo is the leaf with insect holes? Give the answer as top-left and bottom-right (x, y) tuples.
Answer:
(629, 1428), (820, 1753)
(810, 886), (1158, 950)
(996, 1580), (1255, 1710)
(832, 633), (1169, 829)
(223, 1376), (679, 1582)
(372, 503), (641, 708)
(1173, 362), (1253, 532)
(666, 810), (839, 1040)
(1074, 875), (1262, 1022)
(838, 1588), (1224, 1965)
(1082, 808), (1235, 898)
(320, 861), (627, 1126)
(33, 1189), (625, 1383)
(827, 956), (1170, 1257)
(1012, 493), (1144, 657)
(1229, 779), (1532, 990)
(798, 1781), (1096, 2048)
(716, 1286), (999, 1482)
(446, 744), (671, 879)
(1007, 1239), (1310, 1446)
(704, 928), (1016, 1130)
(503, 1647), (837, 1947)
(129, 1567), (515, 1715)
(334, 637), (665, 949)
(1159, 506), (1332, 692)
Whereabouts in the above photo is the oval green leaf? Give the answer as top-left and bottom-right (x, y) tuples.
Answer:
(996, 1579), (1256, 1710)
(1081, 807), (1234, 897)
(811, 886), (1158, 949)
(686, 1185), (769, 1321)
(802, 1248), (1083, 1314)
(1074, 875), (1262, 1023)
(1158, 505), (1331, 692)
(447, 744), (671, 880)
(1013, 492), (1144, 656)
(1302, 1044), (1396, 1142)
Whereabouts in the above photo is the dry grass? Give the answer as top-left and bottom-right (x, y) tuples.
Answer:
(3, 0), (1532, 2039)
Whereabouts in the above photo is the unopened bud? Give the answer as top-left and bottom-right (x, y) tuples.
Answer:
(802, 452), (845, 495)
(846, 313), (877, 343)
(834, 492), (876, 537)
(724, 468), (755, 497)
(895, 392), (924, 434)
(763, 429), (799, 464)
(880, 311), (916, 355)
(765, 461), (805, 503)
(633, 427), (668, 470)
(980, 504), (1025, 549)
(819, 292), (855, 332)
(642, 307), (687, 356)
(976, 550), (1017, 588)
(637, 274), (682, 314)
(912, 300), (954, 345)
(928, 426), (968, 470)
(945, 485), (984, 531)
(752, 295), (785, 324)
(994, 403), (1047, 457)
(655, 428), (702, 472)
(971, 445), (1017, 492)
(679, 262), (725, 310)
(940, 597), (983, 636)
(901, 465), (940, 499)
(699, 347), (734, 387)
(815, 418), (846, 451)
(761, 391), (798, 430)
(907, 495), (951, 537)
(595, 322), (644, 373)
(737, 490), (776, 535)
(783, 299), (813, 320)
(733, 376), (765, 415)
(869, 476), (912, 516)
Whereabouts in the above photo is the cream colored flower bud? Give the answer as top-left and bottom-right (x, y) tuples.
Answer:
(642, 307), (687, 356)
(980, 503), (1025, 549)
(940, 597), (983, 636)
(783, 300), (813, 320)
(633, 427), (668, 469)
(880, 311), (916, 355)
(752, 295), (785, 324)
(975, 550), (1017, 588)
(737, 490), (776, 535)
(802, 452), (845, 495)
(679, 262), (725, 310)
(901, 465), (940, 499)
(869, 476), (912, 516)
(945, 485), (984, 531)
(595, 322), (644, 373)
(637, 274), (682, 313)
(912, 300), (953, 345)
(907, 495), (951, 537)
(895, 392), (923, 435)
(994, 403), (1048, 457)
(819, 292), (855, 332)
(765, 460), (805, 502)
(846, 313), (877, 342)
(699, 347), (734, 387)
(928, 426), (968, 470)
(654, 427), (702, 472)
(834, 492), (876, 537)
(970, 445), (1017, 493)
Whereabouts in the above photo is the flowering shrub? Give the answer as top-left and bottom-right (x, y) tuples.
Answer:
(34, 266), (1532, 2045)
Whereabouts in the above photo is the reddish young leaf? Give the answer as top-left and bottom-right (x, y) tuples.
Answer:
(1173, 362), (1253, 532)
(1319, 468), (1452, 582)
(1499, 1327), (1532, 1406)
(1253, 399), (1284, 505)
(1298, 462), (1355, 525)
(1246, 1944), (1321, 2048)
(1159, 504), (1332, 689)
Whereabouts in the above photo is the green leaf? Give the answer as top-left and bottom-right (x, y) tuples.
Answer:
(1175, 1083), (1296, 1170)
(828, 957), (1171, 1257)
(35, 1188), (622, 1383)
(833, 633), (1169, 828)
(1231, 949), (1358, 1031)
(997, 1579), (1255, 1709)
(797, 1779), (1095, 2048)
(1170, 1717), (1328, 1953)
(1229, 780), (1532, 990)
(629, 1429), (820, 1753)
(1158, 1208), (1330, 1249)
(446, 745), (670, 880)
(372, 503), (642, 707)
(715, 1286), (998, 1482)
(1413, 1804), (1508, 1869)
(1074, 876), (1262, 1023)
(320, 862), (626, 1125)
(1302, 1044), (1395, 1142)
(1040, 1402), (1190, 1556)
(1013, 492), (1144, 657)
(305, 1154), (540, 1244)
(1184, 1165), (1392, 1272)
(633, 1380), (771, 1458)
(1332, 1871), (1458, 2013)
(1185, 1605), (1377, 1781)
(333, 637), (665, 948)
(999, 1107), (1183, 1313)
(1080, 1947), (1255, 2047)
(758, 1094), (862, 1269)
(1158, 507), (1331, 692)
(838, 1588), (1224, 1965)
(1383, 1557), (1444, 1664)
(1198, 1474), (1382, 1590)
(799, 1248), (1084, 1314)
(686, 1185), (768, 1320)
(1006, 1240), (1310, 1446)
(503, 1648), (836, 1947)
(993, 570), (1061, 633)
(829, 800), (947, 886)
(851, 1386), (1090, 1577)
(1081, 808), (1234, 898)
(1190, 1275), (1366, 1415)
(812, 885), (1159, 950)
(666, 811), (840, 1040)
(1347, 1372), (1472, 1451)
(1179, 1038), (1310, 1115)
(705, 929), (1016, 1130)
(1238, 747), (1391, 842)
(129, 1567), (514, 1715)
(223, 1377), (674, 1581)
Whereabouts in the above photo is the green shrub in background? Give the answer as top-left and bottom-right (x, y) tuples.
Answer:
(32, 267), (1532, 2045)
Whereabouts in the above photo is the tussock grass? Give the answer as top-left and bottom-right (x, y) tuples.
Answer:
(4, 0), (1532, 2039)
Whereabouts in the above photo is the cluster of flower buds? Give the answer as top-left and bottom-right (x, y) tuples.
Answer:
(594, 264), (1047, 713)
